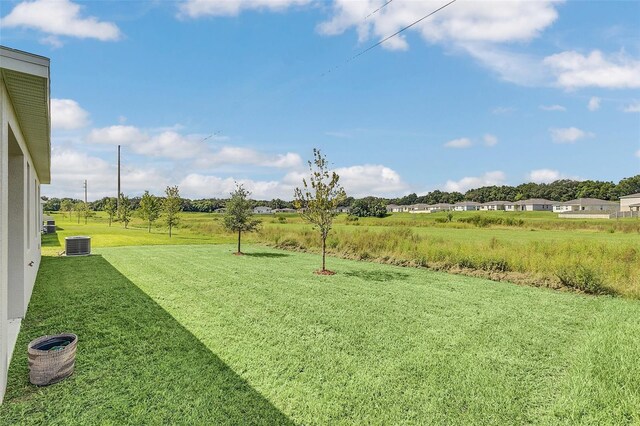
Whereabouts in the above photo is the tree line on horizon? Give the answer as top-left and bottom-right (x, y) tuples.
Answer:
(42, 174), (639, 214)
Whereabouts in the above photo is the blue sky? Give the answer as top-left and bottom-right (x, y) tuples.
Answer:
(2, 0), (639, 200)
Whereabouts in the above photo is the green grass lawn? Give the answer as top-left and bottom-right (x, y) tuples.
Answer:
(43, 211), (640, 296)
(2, 245), (639, 424)
(41, 212), (237, 256)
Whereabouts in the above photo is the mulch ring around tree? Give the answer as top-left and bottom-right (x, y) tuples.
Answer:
(314, 269), (336, 276)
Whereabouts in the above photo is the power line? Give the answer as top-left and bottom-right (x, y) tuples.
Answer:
(200, 130), (222, 143)
(364, 0), (394, 20)
(321, 0), (457, 77)
(349, 0), (457, 63)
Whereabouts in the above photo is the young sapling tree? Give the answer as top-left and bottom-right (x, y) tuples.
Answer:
(104, 197), (117, 226)
(294, 149), (346, 274)
(118, 193), (132, 229)
(139, 190), (160, 232)
(223, 183), (260, 255)
(163, 186), (182, 238)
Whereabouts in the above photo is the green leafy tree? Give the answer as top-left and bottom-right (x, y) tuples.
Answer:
(294, 149), (346, 274)
(163, 186), (182, 238)
(223, 184), (261, 255)
(104, 197), (117, 226)
(615, 175), (640, 198)
(118, 193), (132, 229)
(74, 201), (86, 224)
(350, 197), (386, 218)
(139, 191), (160, 232)
(61, 199), (73, 219)
(82, 202), (94, 224)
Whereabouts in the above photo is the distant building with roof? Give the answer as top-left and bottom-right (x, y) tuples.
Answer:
(620, 193), (640, 212)
(553, 198), (619, 213)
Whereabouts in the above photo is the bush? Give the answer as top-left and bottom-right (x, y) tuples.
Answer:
(556, 265), (610, 295)
(458, 215), (524, 228)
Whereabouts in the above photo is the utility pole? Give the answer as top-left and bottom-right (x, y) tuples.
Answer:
(117, 145), (121, 211)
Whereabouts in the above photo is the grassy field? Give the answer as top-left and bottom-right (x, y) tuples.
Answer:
(2, 245), (639, 424)
(45, 210), (640, 297)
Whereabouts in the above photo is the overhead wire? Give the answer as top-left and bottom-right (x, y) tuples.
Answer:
(320, 0), (457, 76)
(364, 0), (394, 20)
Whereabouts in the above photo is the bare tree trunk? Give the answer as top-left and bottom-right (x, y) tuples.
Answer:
(148, 221), (151, 233)
(322, 235), (326, 271)
(169, 224), (172, 238)
(237, 230), (241, 254)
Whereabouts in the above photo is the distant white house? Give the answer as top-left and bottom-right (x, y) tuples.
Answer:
(620, 193), (640, 212)
(409, 203), (431, 213)
(336, 206), (350, 214)
(452, 201), (481, 211)
(1, 46), (51, 403)
(429, 203), (452, 212)
(386, 204), (401, 213)
(505, 199), (554, 212)
(553, 198), (619, 213)
(479, 201), (510, 211)
(253, 206), (273, 214)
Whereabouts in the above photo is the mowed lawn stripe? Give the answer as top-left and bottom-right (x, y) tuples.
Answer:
(93, 244), (640, 425)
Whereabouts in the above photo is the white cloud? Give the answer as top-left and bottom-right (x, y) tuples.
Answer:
(178, 0), (310, 18)
(483, 134), (498, 147)
(549, 127), (594, 143)
(194, 147), (302, 169)
(179, 174), (283, 199)
(46, 148), (169, 199)
(636, 149), (640, 158)
(317, 1), (559, 85)
(1, 0), (121, 43)
(51, 99), (90, 130)
(444, 137), (472, 149)
(333, 164), (408, 197)
(318, 0), (559, 47)
(526, 169), (561, 183)
(442, 171), (506, 193)
(526, 168), (580, 183)
(87, 125), (147, 146)
(543, 50), (640, 89)
(40, 35), (63, 48)
(540, 104), (566, 111)
(178, 163), (407, 199)
(587, 96), (601, 111)
(460, 43), (550, 87)
(87, 125), (302, 168)
(622, 102), (640, 113)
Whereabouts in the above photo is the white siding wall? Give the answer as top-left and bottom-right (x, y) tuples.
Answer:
(0, 78), (43, 402)
(620, 197), (640, 212)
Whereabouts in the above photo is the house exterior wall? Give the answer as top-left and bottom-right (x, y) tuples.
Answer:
(620, 196), (640, 212)
(555, 202), (619, 212)
(0, 62), (47, 403)
(558, 213), (612, 219)
(523, 204), (553, 211)
(453, 205), (479, 211)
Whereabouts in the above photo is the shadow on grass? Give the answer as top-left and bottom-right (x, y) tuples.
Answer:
(40, 233), (61, 248)
(343, 270), (410, 282)
(244, 252), (291, 258)
(1, 255), (293, 425)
